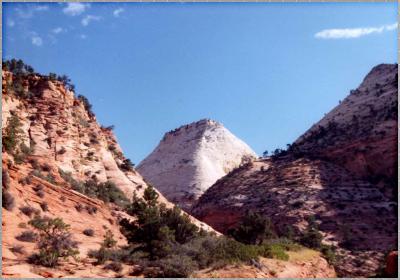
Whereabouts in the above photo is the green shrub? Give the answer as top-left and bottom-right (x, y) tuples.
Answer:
(150, 255), (198, 277)
(58, 147), (66, 154)
(9, 77), (26, 98)
(33, 184), (44, 192)
(267, 244), (289, 261)
(104, 261), (123, 273)
(300, 216), (323, 249)
(30, 170), (44, 179)
(280, 225), (295, 240)
(36, 189), (45, 198)
(227, 211), (276, 245)
(87, 230), (118, 265)
(121, 188), (199, 259)
(58, 169), (84, 192)
(27, 215), (79, 267)
(18, 222), (27, 228)
(102, 230), (117, 248)
(10, 245), (26, 255)
(3, 114), (23, 154)
(75, 204), (84, 212)
(13, 152), (26, 164)
(108, 185), (310, 277)
(268, 238), (302, 252)
(119, 158), (135, 172)
(320, 244), (337, 265)
(2, 169), (11, 189)
(41, 164), (51, 172)
(40, 202), (48, 212)
(44, 173), (56, 184)
(96, 181), (129, 207)
(86, 205), (98, 215)
(211, 238), (260, 263)
(48, 73), (57, 81)
(20, 142), (34, 156)
(2, 191), (15, 211)
(88, 247), (111, 265)
(77, 94), (94, 116)
(83, 229), (95, 237)
(58, 169), (129, 207)
(143, 185), (159, 205)
(3, 59), (35, 75)
(16, 230), (38, 242)
(20, 206), (40, 217)
(118, 185), (294, 277)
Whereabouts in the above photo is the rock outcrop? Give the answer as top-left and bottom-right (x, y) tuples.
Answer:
(137, 119), (256, 210)
(192, 64), (398, 277)
(2, 70), (148, 199)
(1, 69), (216, 278)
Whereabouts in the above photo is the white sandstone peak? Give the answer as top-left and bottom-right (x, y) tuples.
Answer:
(137, 119), (257, 211)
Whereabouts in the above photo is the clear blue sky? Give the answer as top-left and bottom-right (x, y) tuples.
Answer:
(3, 2), (398, 163)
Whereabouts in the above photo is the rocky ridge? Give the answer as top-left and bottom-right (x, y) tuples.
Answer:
(294, 63), (397, 199)
(192, 64), (398, 277)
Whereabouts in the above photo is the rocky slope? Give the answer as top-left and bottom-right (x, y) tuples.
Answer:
(192, 64), (398, 277)
(1, 68), (216, 278)
(137, 119), (256, 210)
(194, 248), (335, 278)
(2, 70), (148, 200)
(2, 159), (132, 278)
(294, 63), (397, 200)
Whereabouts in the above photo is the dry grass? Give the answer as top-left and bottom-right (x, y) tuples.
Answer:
(287, 248), (319, 262)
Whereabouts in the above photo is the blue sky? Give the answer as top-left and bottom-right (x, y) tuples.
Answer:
(3, 2), (398, 163)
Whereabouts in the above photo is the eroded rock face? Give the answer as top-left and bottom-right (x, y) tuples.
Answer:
(137, 119), (257, 210)
(294, 64), (398, 200)
(2, 161), (132, 278)
(2, 71), (147, 199)
(192, 64), (398, 277)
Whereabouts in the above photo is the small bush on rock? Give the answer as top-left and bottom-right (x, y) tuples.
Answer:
(149, 255), (198, 277)
(16, 230), (38, 242)
(2, 191), (15, 211)
(102, 230), (117, 248)
(83, 229), (95, 237)
(2, 169), (11, 189)
(20, 206), (40, 217)
(36, 189), (45, 198)
(27, 215), (79, 267)
(300, 216), (323, 249)
(40, 202), (49, 212)
(10, 245), (26, 254)
(119, 158), (135, 172)
(2, 114), (23, 154)
(227, 211), (276, 245)
(86, 205), (98, 215)
(104, 261), (123, 273)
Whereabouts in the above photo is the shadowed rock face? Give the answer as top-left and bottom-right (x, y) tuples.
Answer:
(137, 119), (257, 210)
(294, 64), (398, 200)
(192, 64), (398, 277)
